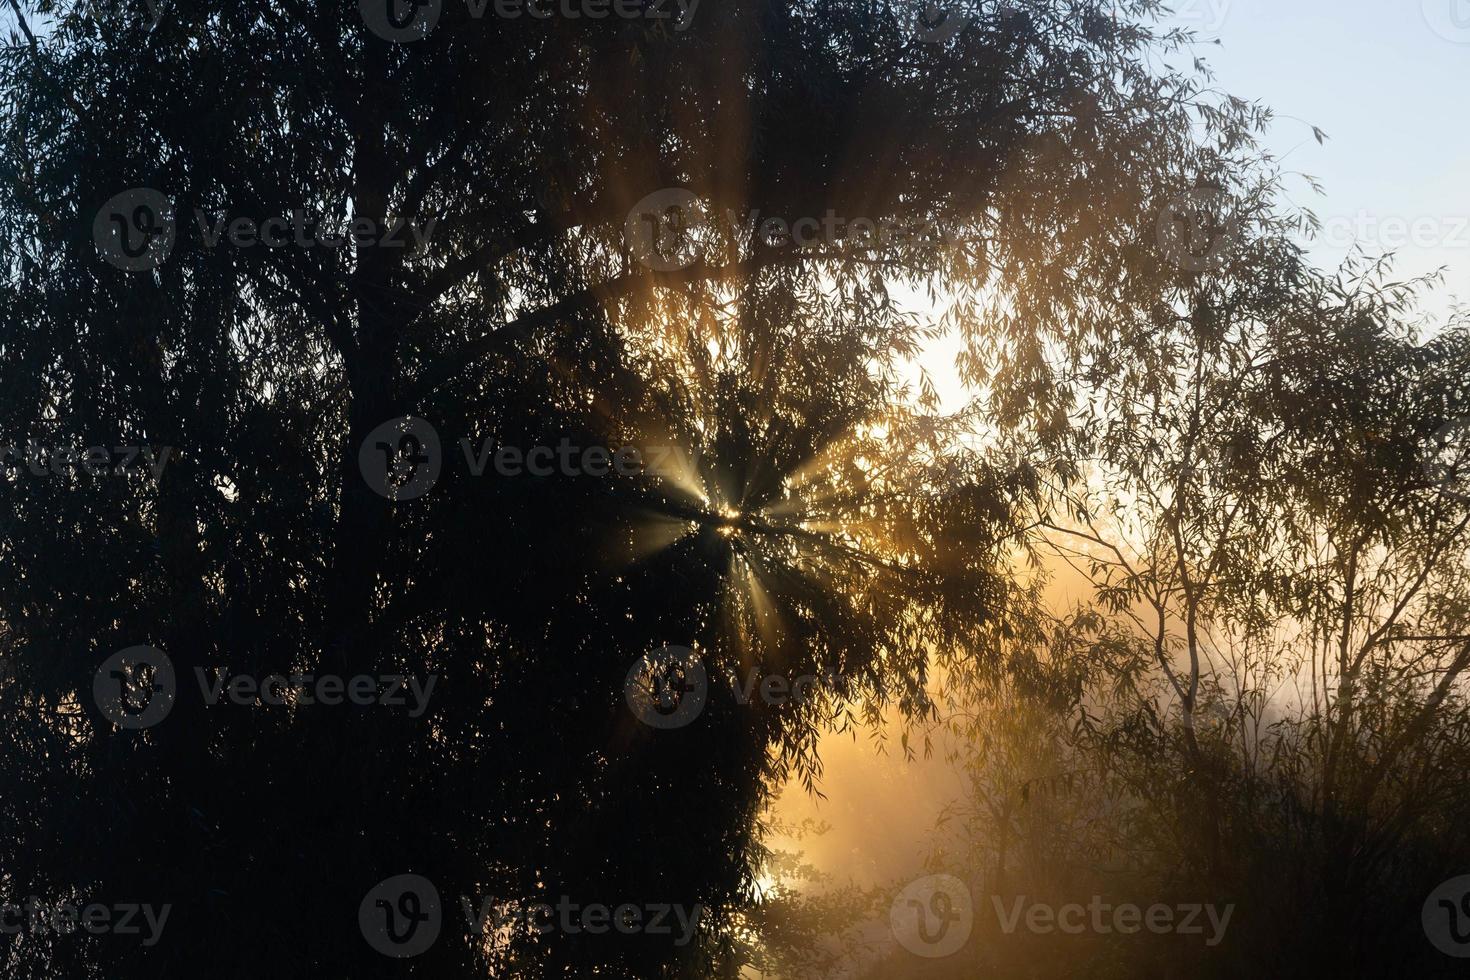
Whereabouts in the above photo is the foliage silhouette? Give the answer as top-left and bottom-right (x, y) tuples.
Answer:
(0, 0), (1292, 975)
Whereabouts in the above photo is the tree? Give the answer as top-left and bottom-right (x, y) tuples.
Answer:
(0, 0), (1267, 974)
(932, 248), (1470, 977)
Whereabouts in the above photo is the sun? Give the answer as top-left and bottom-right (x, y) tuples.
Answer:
(718, 505), (742, 536)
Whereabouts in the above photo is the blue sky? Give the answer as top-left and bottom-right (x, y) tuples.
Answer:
(1187, 0), (1469, 317)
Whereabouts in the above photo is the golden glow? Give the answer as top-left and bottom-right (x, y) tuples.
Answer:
(717, 505), (742, 536)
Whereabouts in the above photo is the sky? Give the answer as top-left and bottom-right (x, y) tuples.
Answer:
(1191, 0), (1469, 315)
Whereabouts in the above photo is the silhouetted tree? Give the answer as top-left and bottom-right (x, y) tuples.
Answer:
(0, 0), (1271, 975)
